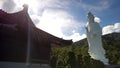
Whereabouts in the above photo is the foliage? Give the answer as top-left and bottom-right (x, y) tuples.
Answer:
(50, 33), (120, 68)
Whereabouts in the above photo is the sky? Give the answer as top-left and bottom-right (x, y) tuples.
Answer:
(0, 0), (120, 42)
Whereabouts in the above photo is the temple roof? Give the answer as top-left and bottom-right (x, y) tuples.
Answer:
(0, 5), (72, 64)
(0, 4), (72, 45)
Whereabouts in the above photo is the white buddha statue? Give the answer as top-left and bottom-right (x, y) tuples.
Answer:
(86, 12), (109, 65)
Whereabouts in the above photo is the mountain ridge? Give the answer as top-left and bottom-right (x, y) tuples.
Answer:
(73, 32), (120, 46)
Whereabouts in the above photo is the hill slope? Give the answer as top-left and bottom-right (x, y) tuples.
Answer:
(74, 32), (120, 47)
(50, 32), (120, 68)
(73, 32), (120, 64)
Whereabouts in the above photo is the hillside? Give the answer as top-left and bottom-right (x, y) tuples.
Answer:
(51, 33), (120, 68)
(73, 32), (120, 64)
(74, 32), (120, 47)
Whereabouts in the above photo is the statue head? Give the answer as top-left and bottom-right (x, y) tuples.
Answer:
(87, 12), (95, 23)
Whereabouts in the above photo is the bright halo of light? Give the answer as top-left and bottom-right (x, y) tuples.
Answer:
(19, 0), (38, 9)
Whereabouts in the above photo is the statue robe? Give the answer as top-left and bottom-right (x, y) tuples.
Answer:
(86, 22), (108, 65)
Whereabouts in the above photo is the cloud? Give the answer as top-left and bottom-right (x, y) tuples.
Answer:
(0, 1), (4, 8)
(36, 9), (85, 39)
(0, 0), (112, 13)
(28, 0), (86, 42)
(30, 15), (40, 24)
(0, 0), (16, 12)
(63, 33), (86, 42)
(0, 0), (86, 42)
(1, 0), (69, 13)
(37, 0), (70, 9)
(94, 17), (101, 23)
(102, 23), (120, 35)
(36, 9), (66, 37)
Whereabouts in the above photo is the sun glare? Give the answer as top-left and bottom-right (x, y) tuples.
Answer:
(20, 0), (38, 9)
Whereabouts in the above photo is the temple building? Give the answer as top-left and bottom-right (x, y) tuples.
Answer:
(0, 5), (72, 68)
